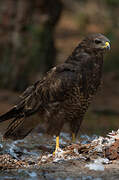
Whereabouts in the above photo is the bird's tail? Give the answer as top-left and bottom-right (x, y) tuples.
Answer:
(0, 107), (23, 123)
(3, 117), (33, 140)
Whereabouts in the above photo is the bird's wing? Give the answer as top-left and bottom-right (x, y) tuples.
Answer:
(0, 63), (81, 123)
(19, 63), (81, 115)
(2, 63), (82, 139)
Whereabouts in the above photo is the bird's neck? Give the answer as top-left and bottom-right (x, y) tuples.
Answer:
(65, 45), (104, 67)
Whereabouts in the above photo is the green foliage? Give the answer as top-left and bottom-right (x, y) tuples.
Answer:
(104, 0), (119, 6)
(25, 24), (55, 74)
(104, 55), (119, 73)
(104, 32), (119, 72)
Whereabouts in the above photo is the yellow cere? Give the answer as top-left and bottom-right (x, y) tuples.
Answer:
(105, 42), (110, 47)
(102, 41), (110, 49)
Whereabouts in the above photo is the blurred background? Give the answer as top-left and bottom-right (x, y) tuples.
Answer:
(0, 0), (119, 136)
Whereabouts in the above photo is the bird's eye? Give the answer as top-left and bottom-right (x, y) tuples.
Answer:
(94, 39), (102, 44)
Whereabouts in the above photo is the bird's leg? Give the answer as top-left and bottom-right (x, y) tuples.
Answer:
(56, 136), (59, 150)
(53, 136), (59, 155)
(72, 133), (76, 143)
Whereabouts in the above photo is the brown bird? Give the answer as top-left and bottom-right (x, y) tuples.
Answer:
(0, 34), (110, 153)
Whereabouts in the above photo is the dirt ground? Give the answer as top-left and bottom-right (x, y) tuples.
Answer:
(0, 130), (119, 180)
(36, 160), (119, 180)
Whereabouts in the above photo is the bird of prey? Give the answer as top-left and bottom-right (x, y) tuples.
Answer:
(0, 33), (110, 153)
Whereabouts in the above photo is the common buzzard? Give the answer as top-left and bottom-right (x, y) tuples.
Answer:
(0, 34), (110, 153)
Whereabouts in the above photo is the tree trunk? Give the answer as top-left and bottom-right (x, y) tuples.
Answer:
(0, 0), (62, 91)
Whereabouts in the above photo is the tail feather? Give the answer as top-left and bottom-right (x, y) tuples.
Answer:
(3, 117), (34, 140)
(0, 107), (23, 123)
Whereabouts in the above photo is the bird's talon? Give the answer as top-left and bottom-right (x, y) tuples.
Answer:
(53, 136), (60, 156)
(53, 149), (57, 156)
(72, 133), (76, 143)
(53, 148), (59, 156)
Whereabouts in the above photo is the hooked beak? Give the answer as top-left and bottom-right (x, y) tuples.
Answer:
(102, 41), (110, 50)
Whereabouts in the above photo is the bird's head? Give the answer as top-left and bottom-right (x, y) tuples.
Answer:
(81, 33), (110, 53)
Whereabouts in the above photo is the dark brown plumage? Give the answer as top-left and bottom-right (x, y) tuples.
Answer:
(0, 34), (110, 146)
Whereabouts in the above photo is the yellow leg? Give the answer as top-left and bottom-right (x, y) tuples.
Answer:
(72, 133), (76, 143)
(56, 136), (59, 150)
(53, 136), (59, 155)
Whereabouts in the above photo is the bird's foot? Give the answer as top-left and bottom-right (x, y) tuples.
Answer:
(72, 133), (76, 143)
(53, 147), (60, 156)
(53, 136), (60, 155)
